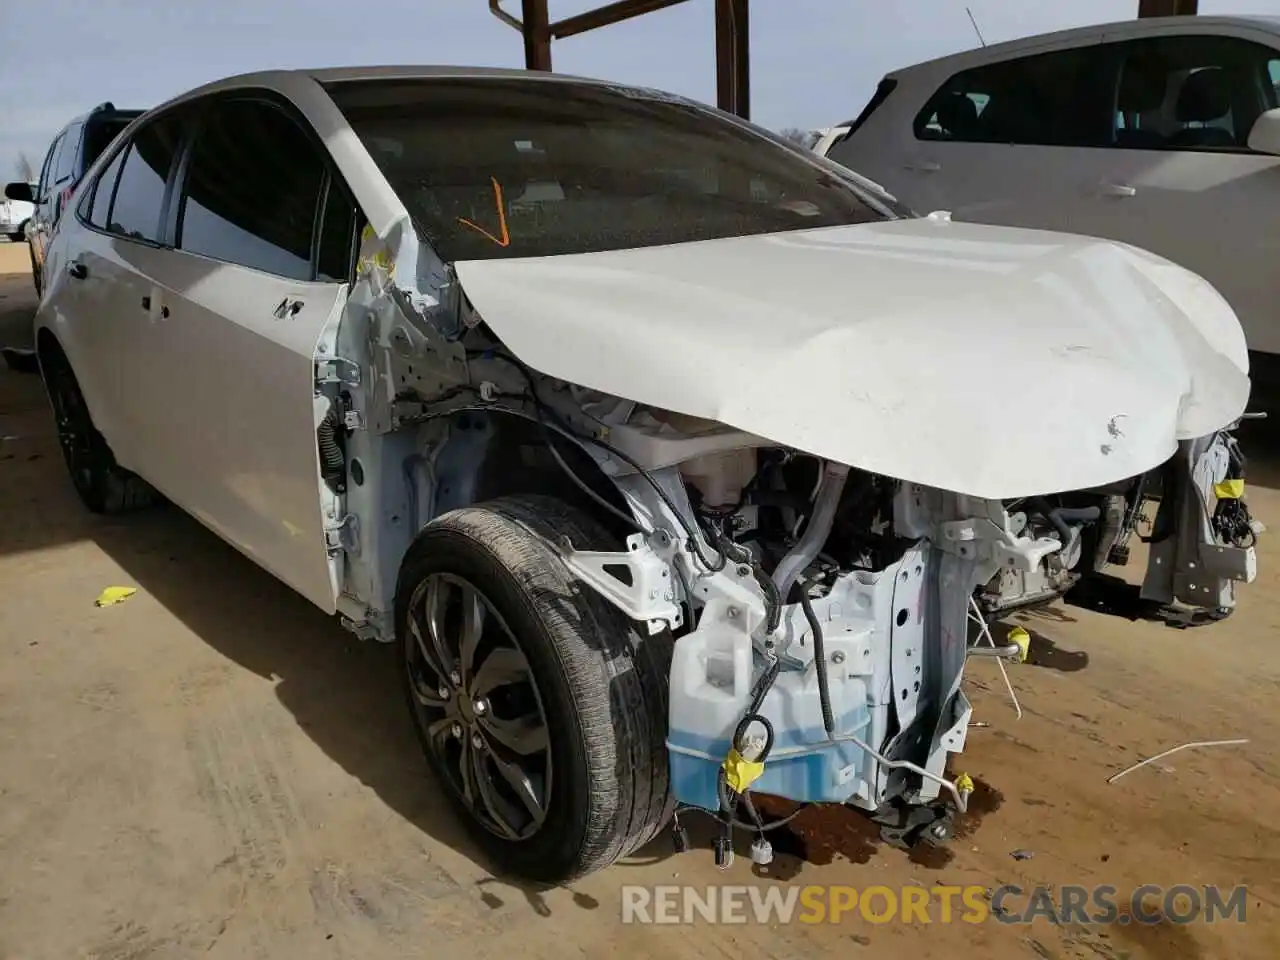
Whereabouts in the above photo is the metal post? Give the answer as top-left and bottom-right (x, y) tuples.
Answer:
(714, 0), (750, 119)
(551, 0), (691, 39)
(492, 0), (751, 114)
(522, 0), (552, 70)
(1137, 0), (1198, 16)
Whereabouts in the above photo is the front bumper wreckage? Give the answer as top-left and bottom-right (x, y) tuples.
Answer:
(563, 429), (1257, 851)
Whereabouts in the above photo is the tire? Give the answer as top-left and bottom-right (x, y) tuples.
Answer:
(8, 233), (22, 243)
(29, 244), (41, 297)
(42, 348), (159, 514)
(396, 494), (674, 883)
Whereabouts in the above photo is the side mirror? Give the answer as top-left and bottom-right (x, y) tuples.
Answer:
(4, 181), (33, 203)
(1247, 107), (1280, 156)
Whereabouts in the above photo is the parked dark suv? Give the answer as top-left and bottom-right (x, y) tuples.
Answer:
(4, 102), (143, 296)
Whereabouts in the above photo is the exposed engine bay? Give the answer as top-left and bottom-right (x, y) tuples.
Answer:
(322, 218), (1262, 862)
(327, 305), (1260, 853)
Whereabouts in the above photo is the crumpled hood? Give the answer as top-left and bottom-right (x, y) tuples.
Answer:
(454, 218), (1251, 499)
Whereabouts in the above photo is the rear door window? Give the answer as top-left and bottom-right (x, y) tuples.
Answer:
(85, 147), (129, 230)
(1108, 35), (1280, 150)
(316, 177), (358, 282)
(52, 122), (83, 187)
(82, 116), (135, 173)
(914, 45), (1115, 147)
(105, 114), (184, 243)
(37, 134), (63, 204)
(177, 96), (326, 280)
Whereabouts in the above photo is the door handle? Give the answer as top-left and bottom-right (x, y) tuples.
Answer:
(1100, 182), (1137, 198)
(904, 160), (942, 173)
(67, 260), (88, 280)
(273, 297), (304, 319)
(141, 296), (170, 318)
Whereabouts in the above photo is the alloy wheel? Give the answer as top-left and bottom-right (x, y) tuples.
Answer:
(405, 572), (552, 841)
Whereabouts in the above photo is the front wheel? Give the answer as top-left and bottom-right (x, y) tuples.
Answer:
(396, 494), (673, 883)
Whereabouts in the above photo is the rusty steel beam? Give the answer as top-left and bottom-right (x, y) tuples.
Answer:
(1138, 0), (1198, 16)
(550, 0), (692, 40)
(714, 0), (749, 119)
(490, 0), (753, 119)
(522, 0), (553, 70)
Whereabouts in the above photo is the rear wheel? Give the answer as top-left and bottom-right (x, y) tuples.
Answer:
(396, 494), (673, 883)
(29, 243), (41, 297)
(42, 349), (158, 514)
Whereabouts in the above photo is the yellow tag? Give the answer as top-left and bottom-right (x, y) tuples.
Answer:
(94, 586), (137, 607)
(1214, 479), (1245, 500)
(357, 224), (395, 276)
(723, 749), (765, 793)
(955, 772), (975, 795)
(1007, 626), (1031, 664)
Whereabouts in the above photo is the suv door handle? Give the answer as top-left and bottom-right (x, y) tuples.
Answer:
(904, 160), (941, 173)
(1100, 182), (1137, 198)
(67, 260), (88, 280)
(273, 297), (304, 319)
(141, 296), (170, 318)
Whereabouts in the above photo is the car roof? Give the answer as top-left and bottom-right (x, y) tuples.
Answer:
(172, 64), (613, 101)
(885, 14), (1280, 77)
(70, 101), (143, 124)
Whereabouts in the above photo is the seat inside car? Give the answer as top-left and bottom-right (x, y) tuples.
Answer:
(1169, 67), (1238, 148)
(935, 91), (979, 140)
(1115, 57), (1170, 148)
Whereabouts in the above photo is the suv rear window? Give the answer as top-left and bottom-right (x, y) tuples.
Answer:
(913, 46), (1112, 147)
(83, 116), (138, 174)
(324, 77), (896, 262)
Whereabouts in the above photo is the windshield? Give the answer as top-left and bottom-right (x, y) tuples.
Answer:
(324, 77), (902, 261)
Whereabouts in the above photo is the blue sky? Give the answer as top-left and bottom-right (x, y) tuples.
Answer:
(2, 0), (1276, 178)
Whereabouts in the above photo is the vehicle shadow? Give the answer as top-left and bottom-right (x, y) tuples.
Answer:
(86, 503), (497, 878)
(0, 366), (140, 559)
(86, 502), (685, 904)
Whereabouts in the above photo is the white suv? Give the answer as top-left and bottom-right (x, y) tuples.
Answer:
(827, 15), (1280, 365)
(32, 65), (1259, 882)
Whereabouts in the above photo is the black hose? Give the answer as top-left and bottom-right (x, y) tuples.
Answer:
(709, 527), (782, 634)
(798, 579), (835, 737)
(1052, 506), (1101, 524)
(317, 405), (345, 486)
(1027, 497), (1099, 545)
(1026, 496), (1071, 543)
(541, 419), (644, 532)
(496, 351), (731, 574)
(679, 800), (810, 833)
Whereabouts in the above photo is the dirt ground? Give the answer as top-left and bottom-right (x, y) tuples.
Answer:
(1, 237), (1278, 960)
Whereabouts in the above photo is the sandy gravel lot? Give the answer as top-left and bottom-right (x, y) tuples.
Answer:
(0, 238), (1277, 959)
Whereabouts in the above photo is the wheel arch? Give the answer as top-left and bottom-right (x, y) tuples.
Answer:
(418, 407), (638, 544)
(350, 408), (641, 635)
(35, 325), (66, 371)
(35, 323), (120, 457)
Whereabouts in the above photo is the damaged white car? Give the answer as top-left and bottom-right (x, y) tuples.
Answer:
(33, 67), (1260, 882)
